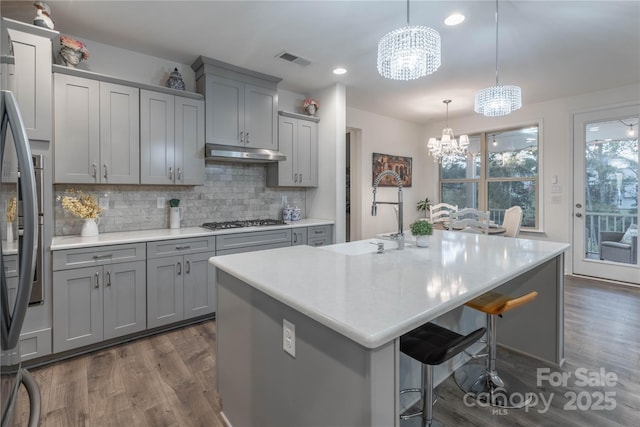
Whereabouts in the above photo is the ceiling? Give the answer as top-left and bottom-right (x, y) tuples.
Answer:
(2, 0), (639, 124)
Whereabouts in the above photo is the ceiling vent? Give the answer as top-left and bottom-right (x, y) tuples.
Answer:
(276, 51), (311, 67)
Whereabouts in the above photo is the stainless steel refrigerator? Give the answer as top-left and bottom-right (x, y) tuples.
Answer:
(0, 85), (41, 425)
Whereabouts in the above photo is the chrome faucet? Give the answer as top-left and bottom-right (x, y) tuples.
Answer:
(371, 170), (404, 250)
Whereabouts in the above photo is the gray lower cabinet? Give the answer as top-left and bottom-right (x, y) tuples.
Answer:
(216, 229), (291, 255)
(53, 243), (147, 353)
(291, 228), (307, 246)
(146, 237), (215, 329)
(307, 225), (333, 247)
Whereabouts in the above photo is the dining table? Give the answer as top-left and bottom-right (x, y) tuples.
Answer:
(433, 222), (506, 234)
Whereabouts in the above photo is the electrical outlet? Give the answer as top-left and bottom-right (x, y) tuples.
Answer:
(283, 319), (295, 357)
(99, 197), (109, 210)
(157, 197), (166, 209)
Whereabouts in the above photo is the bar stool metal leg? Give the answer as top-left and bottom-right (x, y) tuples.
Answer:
(400, 324), (485, 426)
(454, 314), (532, 409)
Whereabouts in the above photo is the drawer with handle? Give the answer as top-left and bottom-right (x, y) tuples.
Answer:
(53, 243), (146, 271)
(147, 236), (215, 259)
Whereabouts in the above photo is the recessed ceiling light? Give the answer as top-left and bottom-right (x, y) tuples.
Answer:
(333, 67), (347, 75)
(444, 13), (465, 26)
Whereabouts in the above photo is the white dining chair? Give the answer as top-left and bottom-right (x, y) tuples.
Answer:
(502, 206), (523, 237)
(450, 208), (490, 234)
(429, 203), (458, 225)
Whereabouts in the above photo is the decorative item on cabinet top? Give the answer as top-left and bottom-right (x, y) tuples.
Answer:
(303, 98), (319, 116)
(59, 34), (89, 68)
(166, 67), (185, 91)
(33, 1), (55, 30)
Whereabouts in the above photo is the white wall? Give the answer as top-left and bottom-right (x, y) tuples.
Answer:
(347, 107), (427, 239)
(422, 83), (640, 259)
(59, 36), (196, 91)
(306, 84), (347, 243)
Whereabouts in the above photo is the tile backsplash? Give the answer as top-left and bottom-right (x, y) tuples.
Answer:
(54, 163), (306, 236)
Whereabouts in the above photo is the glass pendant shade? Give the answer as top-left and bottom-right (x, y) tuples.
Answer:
(377, 25), (441, 80)
(474, 0), (522, 117)
(474, 85), (522, 117)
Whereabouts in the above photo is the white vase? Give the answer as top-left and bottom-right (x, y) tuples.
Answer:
(415, 235), (430, 248)
(60, 46), (83, 68)
(80, 218), (99, 237)
(6, 222), (14, 242)
(305, 104), (317, 116)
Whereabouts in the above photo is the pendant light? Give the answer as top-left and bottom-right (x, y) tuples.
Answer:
(475, 0), (522, 117)
(427, 100), (469, 163)
(377, 0), (441, 81)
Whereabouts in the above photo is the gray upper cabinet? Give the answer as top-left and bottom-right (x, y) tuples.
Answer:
(140, 90), (205, 185)
(2, 18), (57, 142)
(267, 112), (319, 187)
(54, 74), (140, 184)
(192, 56), (281, 150)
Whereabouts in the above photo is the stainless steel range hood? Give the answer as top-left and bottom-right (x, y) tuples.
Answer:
(205, 143), (286, 163)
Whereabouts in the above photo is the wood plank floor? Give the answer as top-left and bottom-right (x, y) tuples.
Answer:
(8, 275), (640, 426)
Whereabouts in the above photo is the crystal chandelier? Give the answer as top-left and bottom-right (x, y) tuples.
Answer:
(475, 0), (522, 117)
(428, 100), (469, 163)
(377, 0), (441, 81)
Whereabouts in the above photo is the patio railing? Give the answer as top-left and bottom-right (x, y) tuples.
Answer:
(585, 212), (637, 254)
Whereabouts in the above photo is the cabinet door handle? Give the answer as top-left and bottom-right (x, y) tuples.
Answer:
(104, 164), (108, 179)
(176, 245), (191, 250)
(169, 167), (174, 180)
(177, 168), (182, 182)
(293, 233), (297, 244)
(177, 261), (182, 275)
(299, 173), (302, 183)
(294, 173), (298, 183)
(314, 230), (323, 234)
(240, 131), (244, 144)
(106, 271), (111, 287)
(185, 260), (190, 274)
(245, 132), (249, 144)
(93, 254), (113, 260)
(94, 272), (100, 288)
(92, 163), (97, 178)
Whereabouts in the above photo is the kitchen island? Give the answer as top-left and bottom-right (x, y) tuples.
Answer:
(210, 231), (569, 427)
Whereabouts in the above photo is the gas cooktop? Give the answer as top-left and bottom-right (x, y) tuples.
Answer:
(202, 219), (287, 231)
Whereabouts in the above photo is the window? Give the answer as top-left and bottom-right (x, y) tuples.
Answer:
(439, 125), (539, 229)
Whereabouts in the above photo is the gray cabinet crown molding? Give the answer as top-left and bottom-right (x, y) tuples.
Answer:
(278, 110), (320, 123)
(191, 55), (281, 89)
(52, 64), (203, 100)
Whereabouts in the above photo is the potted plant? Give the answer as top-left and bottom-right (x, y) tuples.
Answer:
(409, 219), (433, 248)
(417, 197), (432, 218)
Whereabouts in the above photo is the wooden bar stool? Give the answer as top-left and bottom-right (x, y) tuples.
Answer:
(454, 290), (538, 408)
(400, 323), (486, 427)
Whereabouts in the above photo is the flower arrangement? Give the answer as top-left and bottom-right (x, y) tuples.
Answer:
(57, 189), (103, 219)
(6, 196), (16, 223)
(303, 98), (320, 109)
(60, 35), (89, 60)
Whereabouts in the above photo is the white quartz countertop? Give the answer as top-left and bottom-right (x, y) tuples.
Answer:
(210, 230), (570, 349)
(50, 218), (334, 251)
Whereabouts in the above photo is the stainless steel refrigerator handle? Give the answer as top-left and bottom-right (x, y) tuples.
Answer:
(1, 91), (38, 350)
(21, 369), (41, 427)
